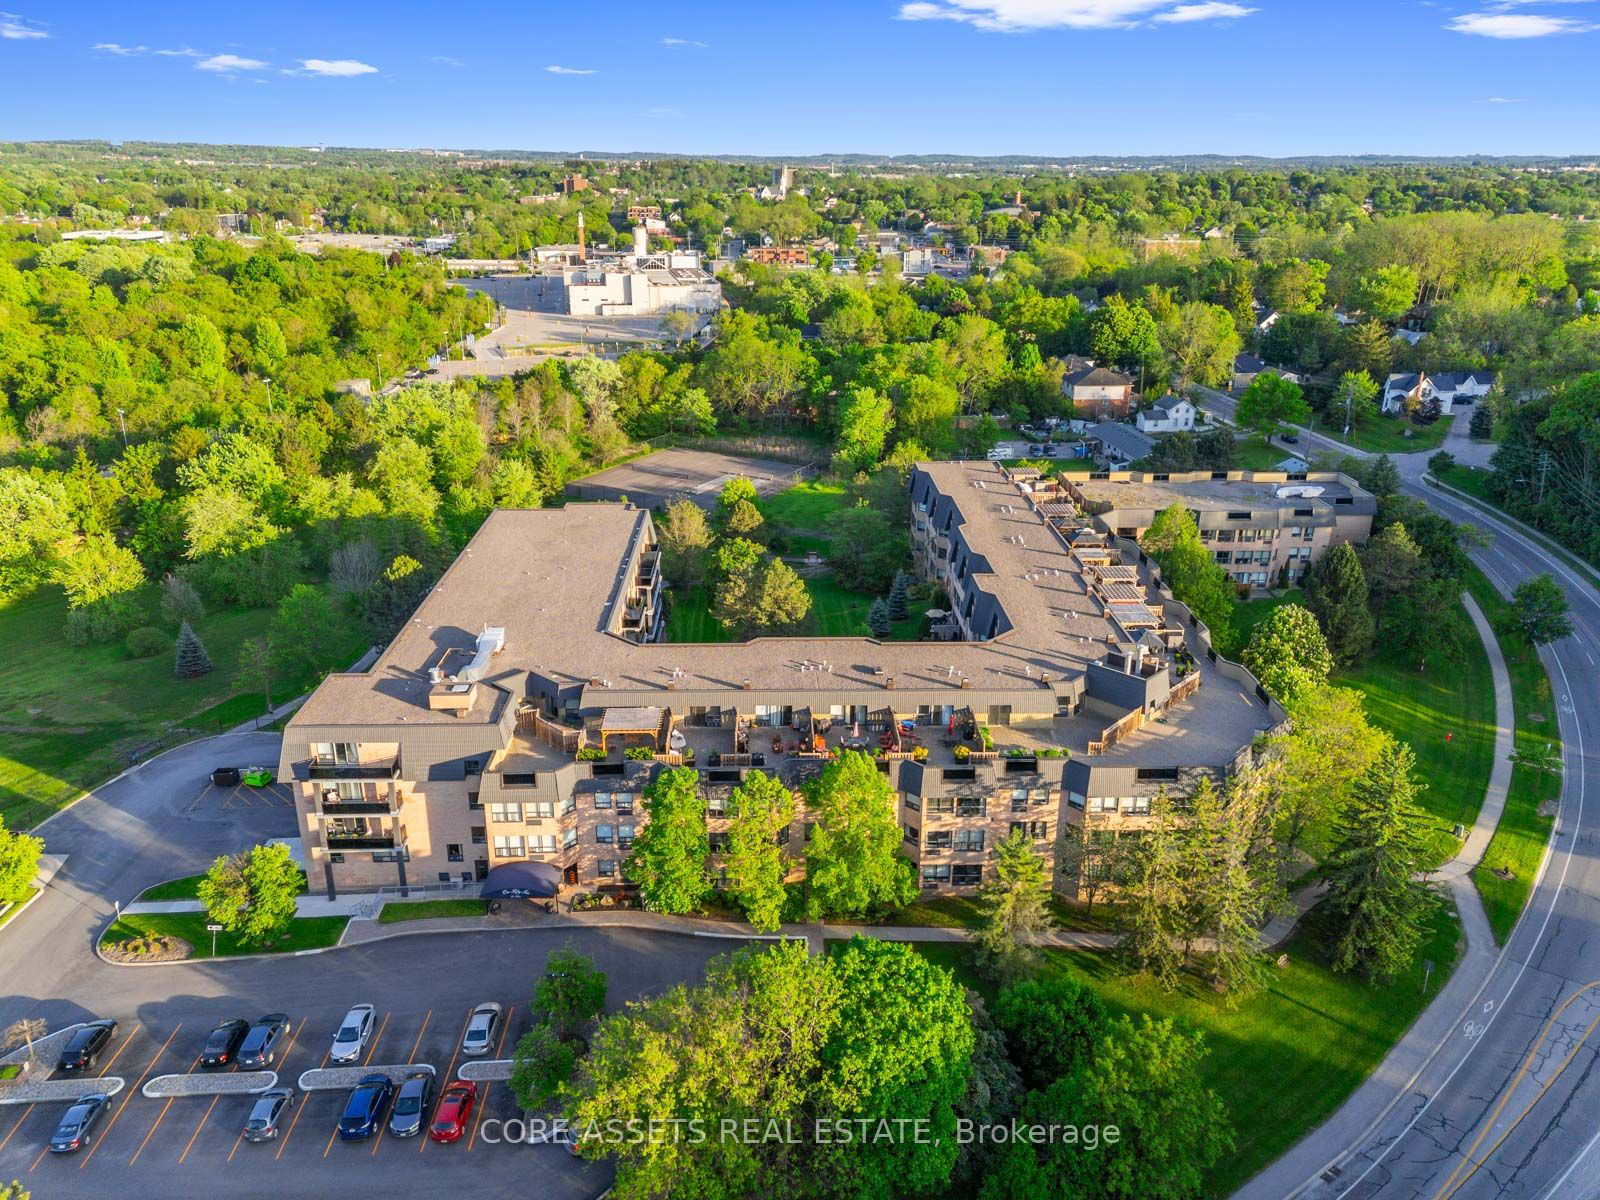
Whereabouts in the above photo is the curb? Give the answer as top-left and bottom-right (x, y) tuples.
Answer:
(0, 885), (44, 932)
(93, 919), (354, 969)
(1427, 475), (1600, 592)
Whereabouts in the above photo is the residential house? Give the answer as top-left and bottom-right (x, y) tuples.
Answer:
(1135, 395), (1197, 434)
(1232, 353), (1305, 394)
(1083, 422), (1155, 469)
(1381, 370), (1496, 415)
(1062, 362), (1136, 420)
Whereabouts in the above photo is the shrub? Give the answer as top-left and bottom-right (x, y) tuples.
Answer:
(125, 625), (169, 659)
(953, 744), (971, 762)
(576, 746), (606, 762)
(624, 746), (655, 761)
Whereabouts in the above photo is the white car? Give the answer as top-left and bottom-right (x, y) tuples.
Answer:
(460, 1002), (503, 1056)
(329, 1004), (375, 1065)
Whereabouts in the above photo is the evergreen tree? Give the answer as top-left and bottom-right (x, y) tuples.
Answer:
(1301, 542), (1376, 666)
(1361, 453), (1402, 499)
(866, 596), (891, 638)
(1121, 792), (1187, 987)
(1321, 741), (1432, 979)
(173, 619), (213, 678)
(973, 827), (1055, 980)
(887, 570), (911, 621)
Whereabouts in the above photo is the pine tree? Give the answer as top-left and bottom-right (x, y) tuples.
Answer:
(1302, 541), (1375, 667)
(887, 571), (911, 621)
(866, 597), (891, 638)
(1121, 792), (1187, 987)
(174, 620), (214, 679)
(1321, 740), (1432, 979)
(974, 827), (1055, 980)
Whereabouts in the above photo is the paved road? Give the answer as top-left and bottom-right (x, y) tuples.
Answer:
(1198, 394), (1600, 1200)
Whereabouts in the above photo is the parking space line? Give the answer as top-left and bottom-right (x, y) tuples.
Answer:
(93, 1024), (138, 1079)
(421, 1009), (474, 1154)
(0, 1105), (33, 1154)
(128, 1049), (203, 1167)
(27, 1139), (49, 1173)
(229, 1016), (305, 1163)
(274, 1038), (328, 1161)
(83, 1023), (182, 1169)
(184, 783), (212, 813)
(465, 1009), (513, 1152)
(176, 1094), (219, 1164)
(374, 1011), (430, 1157)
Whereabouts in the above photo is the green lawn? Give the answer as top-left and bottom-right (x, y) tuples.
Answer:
(757, 478), (852, 531)
(1435, 463), (1494, 503)
(848, 892), (1462, 1198)
(1304, 413), (1454, 455)
(1233, 437), (1300, 469)
(0, 886), (39, 932)
(666, 577), (923, 643)
(377, 897), (489, 924)
(1233, 588), (1304, 645)
(136, 871), (309, 903)
(0, 583), (367, 831)
(1466, 569), (1560, 942)
(101, 911), (349, 958)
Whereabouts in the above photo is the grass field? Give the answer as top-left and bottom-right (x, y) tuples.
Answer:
(1435, 463), (1494, 502)
(850, 892), (1461, 1198)
(100, 911), (349, 958)
(377, 897), (489, 923)
(0, 583), (366, 831)
(0, 886), (39, 933)
(1308, 413), (1454, 455)
(136, 871), (310, 903)
(666, 576), (923, 642)
(757, 478), (852, 531)
(1466, 569), (1561, 942)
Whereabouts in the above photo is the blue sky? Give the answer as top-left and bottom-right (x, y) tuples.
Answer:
(1, 1), (1598, 156)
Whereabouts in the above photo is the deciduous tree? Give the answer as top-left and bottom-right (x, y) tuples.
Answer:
(723, 771), (795, 933)
(803, 751), (916, 920)
(625, 767), (710, 914)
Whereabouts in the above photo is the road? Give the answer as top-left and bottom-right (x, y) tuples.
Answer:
(1196, 389), (1600, 1200)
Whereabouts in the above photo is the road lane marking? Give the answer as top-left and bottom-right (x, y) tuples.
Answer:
(421, 1008), (475, 1154)
(466, 1007), (513, 1152)
(83, 1022), (182, 1169)
(93, 1024), (138, 1079)
(372, 1010), (430, 1157)
(177, 1094), (219, 1164)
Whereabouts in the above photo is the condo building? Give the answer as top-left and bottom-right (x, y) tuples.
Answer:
(281, 462), (1324, 901)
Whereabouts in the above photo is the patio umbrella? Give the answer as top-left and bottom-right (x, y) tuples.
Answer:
(479, 860), (561, 899)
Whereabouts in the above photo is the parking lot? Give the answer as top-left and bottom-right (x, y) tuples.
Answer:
(181, 775), (295, 816)
(1, 926), (733, 1199)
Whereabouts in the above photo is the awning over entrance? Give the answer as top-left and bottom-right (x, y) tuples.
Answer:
(479, 860), (562, 899)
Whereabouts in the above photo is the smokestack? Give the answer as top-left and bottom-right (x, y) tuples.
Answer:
(633, 224), (649, 258)
(577, 211), (586, 262)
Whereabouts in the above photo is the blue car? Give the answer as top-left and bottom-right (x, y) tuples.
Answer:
(337, 1073), (395, 1141)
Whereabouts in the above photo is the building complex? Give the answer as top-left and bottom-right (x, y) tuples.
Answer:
(281, 462), (1371, 901)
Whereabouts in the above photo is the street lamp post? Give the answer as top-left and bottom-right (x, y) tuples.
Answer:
(116, 408), (128, 449)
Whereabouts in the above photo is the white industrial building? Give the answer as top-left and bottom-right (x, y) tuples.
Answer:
(560, 224), (722, 318)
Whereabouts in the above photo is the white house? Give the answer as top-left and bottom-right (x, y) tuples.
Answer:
(1136, 395), (1197, 434)
(1381, 370), (1496, 415)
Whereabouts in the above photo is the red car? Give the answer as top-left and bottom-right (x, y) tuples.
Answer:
(428, 1081), (477, 1143)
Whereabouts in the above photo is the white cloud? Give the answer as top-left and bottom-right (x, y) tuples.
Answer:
(0, 12), (48, 38)
(1447, 12), (1596, 37)
(1484, 95), (1527, 102)
(93, 41), (148, 55)
(154, 47), (203, 57)
(894, 0), (1251, 30)
(429, 54), (465, 66)
(196, 53), (268, 72)
(299, 58), (378, 76)
(545, 64), (596, 74)
(661, 36), (708, 46)
(1153, 1), (1255, 21)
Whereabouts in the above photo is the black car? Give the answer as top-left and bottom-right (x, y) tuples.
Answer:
(242, 1088), (295, 1142)
(388, 1070), (435, 1138)
(1029, 443), (1043, 454)
(200, 1018), (251, 1069)
(211, 766), (242, 787)
(338, 1073), (395, 1141)
(49, 1094), (110, 1153)
(237, 1013), (291, 1069)
(1281, 432), (1300, 444)
(57, 1019), (117, 1073)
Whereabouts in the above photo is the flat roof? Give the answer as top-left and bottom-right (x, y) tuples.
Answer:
(1071, 470), (1374, 515)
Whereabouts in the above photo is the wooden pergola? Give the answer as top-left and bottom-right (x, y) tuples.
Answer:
(598, 706), (669, 752)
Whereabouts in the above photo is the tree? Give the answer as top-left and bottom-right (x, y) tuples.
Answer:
(1429, 450), (1456, 476)
(509, 1022), (577, 1110)
(658, 308), (696, 348)
(1470, 404), (1494, 440)
(973, 827), (1054, 980)
(827, 506), (907, 594)
(803, 751), (917, 920)
(173, 619), (213, 678)
(534, 947), (608, 1039)
(1241, 603), (1333, 708)
(0, 469), (70, 601)
(328, 539), (382, 596)
(1234, 371), (1309, 443)
(833, 385), (893, 471)
(721, 497), (765, 540)
(1321, 741), (1432, 979)
(1259, 257), (1329, 314)
(1360, 453), (1402, 498)
(196, 842), (302, 945)
(53, 533), (145, 643)
(1274, 688), (1388, 862)
(991, 976), (1105, 1091)
(1302, 542), (1376, 666)
(1512, 574), (1573, 644)
(1087, 293), (1160, 372)
(866, 596), (891, 638)
(1162, 301), (1241, 389)
(714, 548), (812, 636)
(656, 498), (714, 588)
(0, 819), (44, 906)
(1121, 793), (1187, 987)
(887, 570), (911, 621)
(1332, 370), (1379, 433)
(158, 572), (205, 626)
(234, 635), (276, 711)
(625, 767), (709, 914)
(269, 583), (345, 680)
(723, 771), (795, 933)
(1361, 522), (1425, 618)
(1141, 505), (1237, 650)
(1352, 264), (1420, 322)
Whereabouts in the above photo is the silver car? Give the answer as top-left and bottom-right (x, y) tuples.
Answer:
(242, 1088), (294, 1142)
(330, 1004), (375, 1065)
(460, 1002), (503, 1056)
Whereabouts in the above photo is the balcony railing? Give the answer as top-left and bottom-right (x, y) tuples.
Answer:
(325, 834), (398, 851)
(308, 760), (400, 780)
(320, 799), (394, 816)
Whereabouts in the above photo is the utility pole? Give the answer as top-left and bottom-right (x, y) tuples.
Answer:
(117, 408), (128, 449)
(1537, 450), (1553, 503)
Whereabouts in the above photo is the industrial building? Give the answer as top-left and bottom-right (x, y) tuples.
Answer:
(559, 221), (721, 318)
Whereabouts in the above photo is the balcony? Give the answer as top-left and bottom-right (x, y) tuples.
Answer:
(325, 833), (398, 851)
(317, 785), (396, 815)
(308, 759), (400, 780)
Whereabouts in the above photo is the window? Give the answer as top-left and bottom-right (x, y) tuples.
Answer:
(489, 803), (521, 824)
(1067, 791), (1085, 810)
(921, 864), (951, 885)
(493, 836), (525, 858)
(329, 853), (344, 864)
(708, 832), (730, 852)
(593, 792), (613, 810)
(952, 864), (982, 887)
(470, 826), (486, 845)
(468, 791), (481, 810)
(561, 827), (577, 851)
(598, 859), (616, 878)
(1011, 787), (1030, 813)
(438, 872), (452, 883)
(615, 793), (635, 815)
(1215, 529), (1235, 543)
(1214, 550), (1232, 565)
(707, 794), (726, 816)
(1089, 797), (1117, 813)
(464, 758), (483, 777)
(561, 794), (576, 816)
(525, 800), (554, 820)
(956, 798), (986, 818)
(903, 794), (921, 812)
(1033, 788), (1051, 806)
(775, 825), (790, 846)
(618, 823), (636, 849)
(1226, 511), (1251, 521)
(529, 835), (557, 854)
(926, 830), (952, 851)
(446, 843), (463, 863)
(312, 741), (358, 765)
(1010, 820), (1049, 840)
(1136, 766), (1180, 782)
(596, 824), (614, 844)
(1121, 796), (1151, 815)
(332, 780), (365, 802)
(903, 823), (919, 844)
(953, 829), (985, 852)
